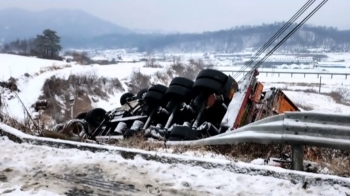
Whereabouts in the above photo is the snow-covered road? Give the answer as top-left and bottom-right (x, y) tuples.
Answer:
(1, 137), (349, 196)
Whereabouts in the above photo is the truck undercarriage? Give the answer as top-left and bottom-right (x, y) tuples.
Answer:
(45, 68), (299, 144)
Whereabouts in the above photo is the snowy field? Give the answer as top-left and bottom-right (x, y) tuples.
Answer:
(1, 53), (350, 120)
(0, 54), (72, 79)
(1, 53), (350, 195)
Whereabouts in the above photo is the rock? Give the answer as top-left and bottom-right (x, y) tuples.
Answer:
(1, 188), (16, 194)
(3, 168), (13, 172)
(0, 173), (7, 182)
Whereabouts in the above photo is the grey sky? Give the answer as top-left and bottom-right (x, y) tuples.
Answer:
(0, 0), (348, 32)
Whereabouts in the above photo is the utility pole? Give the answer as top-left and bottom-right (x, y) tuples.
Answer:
(69, 94), (75, 119)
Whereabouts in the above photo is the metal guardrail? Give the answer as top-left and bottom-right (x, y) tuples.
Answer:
(166, 111), (350, 171)
(219, 70), (350, 79)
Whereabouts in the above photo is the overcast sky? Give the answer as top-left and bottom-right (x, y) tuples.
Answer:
(0, 0), (348, 32)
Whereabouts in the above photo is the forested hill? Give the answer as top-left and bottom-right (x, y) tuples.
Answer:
(2, 19), (349, 52)
(65, 22), (350, 52)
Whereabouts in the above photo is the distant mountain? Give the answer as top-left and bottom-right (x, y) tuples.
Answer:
(61, 23), (350, 52)
(0, 8), (133, 41)
(2, 9), (350, 53)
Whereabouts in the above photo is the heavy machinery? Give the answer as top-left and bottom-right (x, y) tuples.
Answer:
(47, 0), (327, 143)
(48, 68), (298, 142)
(51, 69), (240, 141)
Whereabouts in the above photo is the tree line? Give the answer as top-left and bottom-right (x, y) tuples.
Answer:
(1, 29), (63, 60)
(3, 23), (350, 53)
(60, 22), (350, 52)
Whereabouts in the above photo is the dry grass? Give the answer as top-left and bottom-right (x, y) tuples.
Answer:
(0, 113), (37, 134)
(0, 77), (41, 134)
(39, 64), (72, 75)
(330, 87), (350, 105)
(143, 58), (163, 68)
(294, 103), (314, 111)
(167, 58), (209, 81)
(115, 139), (288, 163)
(304, 146), (350, 177)
(0, 77), (19, 92)
(128, 70), (152, 94)
(153, 71), (171, 85)
(128, 58), (212, 94)
(39, 72), (123, 123)
(0, 93), (44, 134)
(107, 135), (350, 176)
(271, 82), (325, 87)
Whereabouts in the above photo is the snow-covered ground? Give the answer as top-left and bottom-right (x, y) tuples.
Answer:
(1, 53), (350, 195)
(85, 50), (350, 67)
(2, 54), (350, 119)
(0, 54), (72, 79)
(1, 137), (350, 196)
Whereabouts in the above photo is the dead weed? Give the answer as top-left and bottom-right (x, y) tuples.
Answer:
(128, 58), (212, 94)
(39, 72), (123, 123)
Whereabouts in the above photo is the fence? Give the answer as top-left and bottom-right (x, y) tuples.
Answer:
(220, 70), (350, 79)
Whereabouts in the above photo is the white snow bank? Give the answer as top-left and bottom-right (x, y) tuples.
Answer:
(1, 137), (349, 196)
(0, 54), (71, 79)
(284, 91), (350, 113)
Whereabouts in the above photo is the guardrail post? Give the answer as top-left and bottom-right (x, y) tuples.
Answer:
(331, 74), (333, 79)
(291, 145), (304, 171)
(346, 74), (348, 79)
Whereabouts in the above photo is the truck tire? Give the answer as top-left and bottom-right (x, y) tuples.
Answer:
(52, 123), (64, 132)
(148, 84), (168, 94)
(85, 108), (106, 127)
(192, 78), (223, 95)
(143, 91), (166, 106)
(137, 88), (148, 100)
(165, 77), (195, 102)
(165, 85), (193, 102)
(75, 112), (87, 120)
(143, 84), (168, 106)
(167, 126), (202, 141)
(195, 69), (228, 83)
(120, 92), (134, 105)
(169, 77), (194, 89)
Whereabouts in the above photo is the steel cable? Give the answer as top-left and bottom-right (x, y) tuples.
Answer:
(231, 0), (316, 79)
(240, 0), (328, 82)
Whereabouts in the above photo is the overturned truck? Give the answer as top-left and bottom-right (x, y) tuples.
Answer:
(50, 68), (299, 143)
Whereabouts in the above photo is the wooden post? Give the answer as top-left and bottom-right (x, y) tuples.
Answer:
(319, 76), (322, 93)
